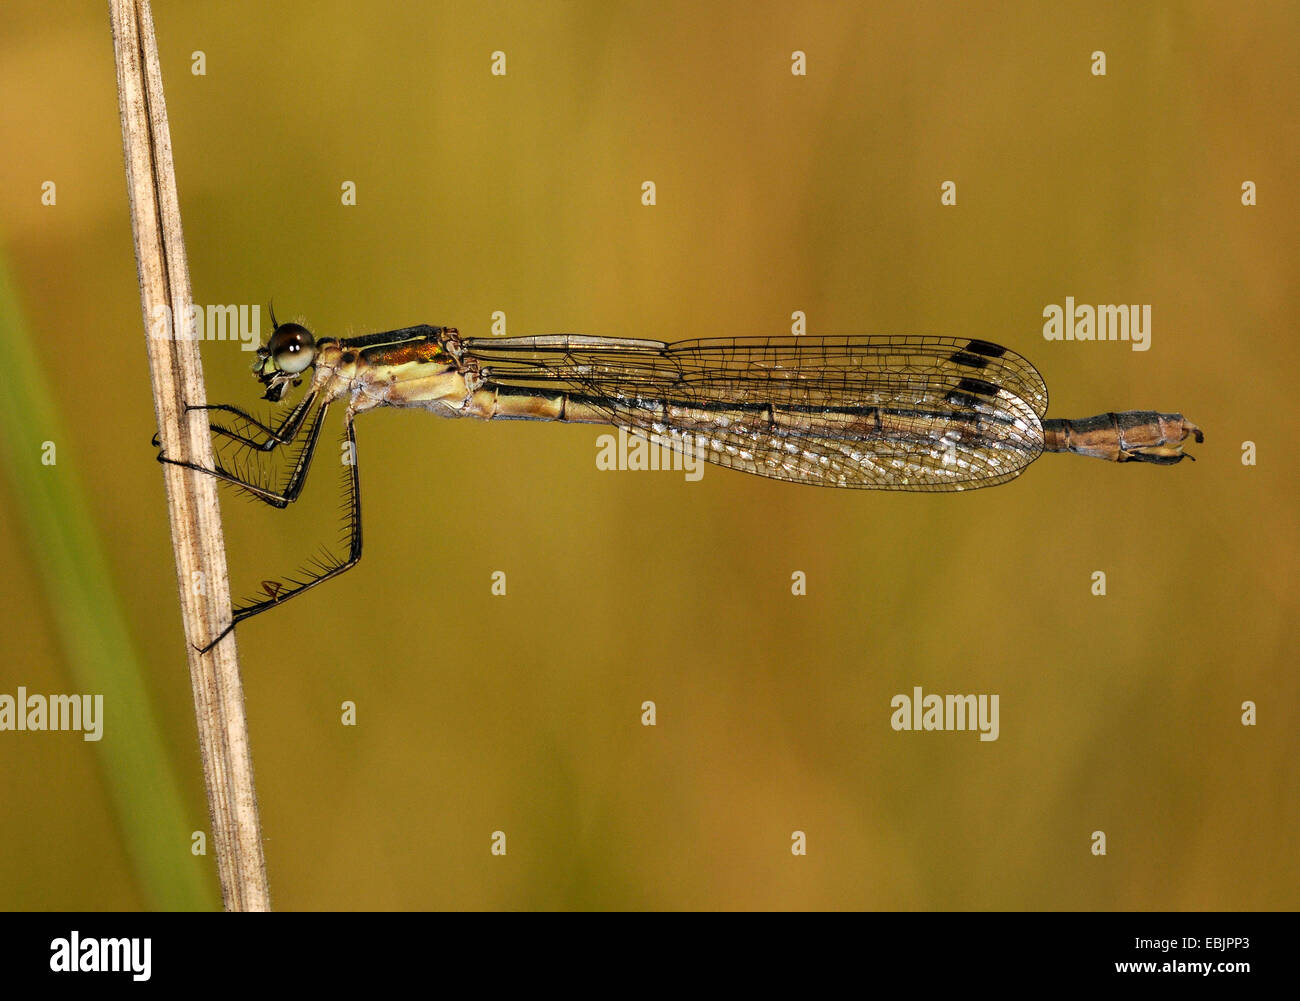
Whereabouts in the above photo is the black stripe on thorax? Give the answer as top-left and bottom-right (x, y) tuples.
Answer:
(332, 325), (446, 349)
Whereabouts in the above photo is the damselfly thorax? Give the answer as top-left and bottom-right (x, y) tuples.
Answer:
(158, 320), (1202, 651)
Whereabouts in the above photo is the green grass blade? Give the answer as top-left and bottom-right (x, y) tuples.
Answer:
(0, 251), (217, 910)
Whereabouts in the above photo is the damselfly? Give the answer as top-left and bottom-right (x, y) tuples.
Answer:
(156, 320), (1202, 651)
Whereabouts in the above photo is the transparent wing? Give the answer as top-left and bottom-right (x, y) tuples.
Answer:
(461, 334), (1048, 491)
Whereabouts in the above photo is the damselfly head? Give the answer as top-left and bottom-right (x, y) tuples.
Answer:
(254, 321), (317, 401)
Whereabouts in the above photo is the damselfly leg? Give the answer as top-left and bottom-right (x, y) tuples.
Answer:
(154, 396), (361, 652)
(186, 391), (321, 455)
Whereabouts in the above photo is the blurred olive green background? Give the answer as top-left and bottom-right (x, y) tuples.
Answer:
(0, 1), (1296, 910)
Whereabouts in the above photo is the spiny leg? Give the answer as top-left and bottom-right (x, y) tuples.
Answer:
(151, 389), (319, 455)
(154, 399), (362, 652)
(155, 397), (329, 509)
(190, 390), (320, 452)
(199, 417), (363, 653)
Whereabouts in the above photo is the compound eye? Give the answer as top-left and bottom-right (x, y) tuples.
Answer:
(267, 323), (316, 374)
